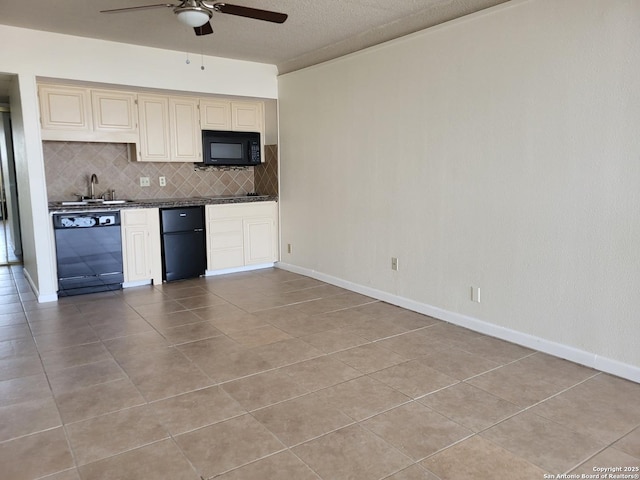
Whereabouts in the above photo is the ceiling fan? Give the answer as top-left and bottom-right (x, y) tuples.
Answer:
(100, 1), (288, 36)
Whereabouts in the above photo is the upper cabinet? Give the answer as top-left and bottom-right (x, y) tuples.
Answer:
(91, 89), (138, 142)
(200, 99), (264, 133)
(39, 85), (92, 136)
(200, 99), (232, 130)
(168, 97), (201, 162)
(39, 84), (138, 142)
(137, 94), (171, 162)
(137, 94), (200, 162)
(38, 82), (265, 163)
(231, 101), (263, 132)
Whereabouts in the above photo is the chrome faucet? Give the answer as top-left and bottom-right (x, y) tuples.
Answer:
(89, 174), (99, 199)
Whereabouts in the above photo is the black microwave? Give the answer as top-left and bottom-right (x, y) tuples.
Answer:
(201, 130), (261, 166)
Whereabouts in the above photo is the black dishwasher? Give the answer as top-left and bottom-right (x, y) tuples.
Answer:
(160, 206), (206, 282)
(53, 212), (124, 296)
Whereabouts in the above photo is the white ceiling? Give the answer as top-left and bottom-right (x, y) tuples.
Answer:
(0, 0), (509, 74)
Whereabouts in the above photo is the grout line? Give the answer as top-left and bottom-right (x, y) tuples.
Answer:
(13, 269), (85, 472)
(561, 423), (640, 476)
(0, 424), (66, 446)
(203, 447), (289, 479)
(468, 370), (603, 437)
(3, 268), (639, 480)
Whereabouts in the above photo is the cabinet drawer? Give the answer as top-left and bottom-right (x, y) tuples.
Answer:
(209, 219), (244, 249)
(207, 202), (275, 220)
(122, 209), (150, 226)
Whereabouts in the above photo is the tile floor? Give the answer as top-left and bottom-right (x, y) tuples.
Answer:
(0, 220), (21, 265)
(1, 265), (639, 480)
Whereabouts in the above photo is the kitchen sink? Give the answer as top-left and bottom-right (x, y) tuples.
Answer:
(60, 199), (135, 206)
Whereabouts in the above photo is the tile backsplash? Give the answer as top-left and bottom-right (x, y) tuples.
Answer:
(43, 141), (278, 201)
(255, 144), (278, 196)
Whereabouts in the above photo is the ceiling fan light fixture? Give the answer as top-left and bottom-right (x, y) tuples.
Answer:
(175, 8), (211, 28)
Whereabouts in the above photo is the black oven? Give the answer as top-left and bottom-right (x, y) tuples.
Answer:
(201, 130), (261, 166)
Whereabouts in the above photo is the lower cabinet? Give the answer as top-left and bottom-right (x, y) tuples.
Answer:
(121, 208), (162, 284)
(206, 202), (278, 272)
(119, 203), (276, 283)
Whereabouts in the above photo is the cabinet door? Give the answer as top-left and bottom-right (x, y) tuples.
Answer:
(39, 85), (92, 132)
(121, 209), (162, 284)
(244, 215), (277, 265)
(200, 99), (231, 130)
(91, 89), (138, 141)
(123, 227), (150, 282)
(168, 97), (201, 162)
(231, 101), (263, 132)
(206, 202), (278, 271)
(138, 94), (171, 162)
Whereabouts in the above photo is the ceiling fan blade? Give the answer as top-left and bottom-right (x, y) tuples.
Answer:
(100, 3), (175, 14)
(194, 21), (214, 36)
(213, 3), (288, 23)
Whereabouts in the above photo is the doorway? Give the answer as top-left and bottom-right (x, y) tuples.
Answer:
(0, 105), (22, 265)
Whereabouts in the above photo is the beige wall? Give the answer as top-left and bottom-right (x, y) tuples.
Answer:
(9, 75), (56, 297)
(278, 0), (640, 379)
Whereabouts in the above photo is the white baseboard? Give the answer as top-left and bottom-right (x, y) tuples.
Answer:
(22, 267), (58, 303)
(122, 280), (152, 288)
(205, 263), (275, 277)
(37, 293), (59, 303)
(276, 262), (640, 384)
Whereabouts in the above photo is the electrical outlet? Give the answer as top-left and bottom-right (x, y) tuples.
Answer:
(287, 243), (292, 254)
(471, 286), (481, 303)
(159, 176), (166, 187)
(391, 257), (399, 271)
(139, 177), (150, 187)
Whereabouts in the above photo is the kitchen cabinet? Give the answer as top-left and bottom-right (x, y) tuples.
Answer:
(137, 94), (171, 162)
(137, 94), (200, 162)
(200, 99), (232, 130)
(39, 85), (92, 138)
(230, 101), (263, 132)
(168, 96), (201, 162)
(38, 82), (268, 163)
(206, 201), (277, 272)
(121, 208), (162, 285)
(91, 89), (139, 142)
(243, 214), (277, 265)
(200, 99), (263, 132)
(39, 84), (138, 142)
